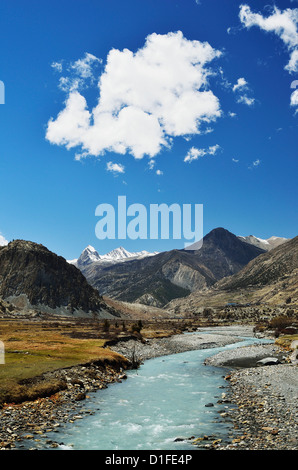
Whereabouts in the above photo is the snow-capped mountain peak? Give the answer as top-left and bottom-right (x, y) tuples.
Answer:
(74, 245), (102, 267)
(238, 235), (288, 251)
(85, 245), (97, 252)
(102, 246), (133, 261)
(68, 245), (159, 267)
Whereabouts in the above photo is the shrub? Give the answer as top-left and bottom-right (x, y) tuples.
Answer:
(130, 320), (143, 333)
(269, 315), (291, 331)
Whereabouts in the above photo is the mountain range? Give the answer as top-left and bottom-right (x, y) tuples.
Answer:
(0, 229), (292, 319)
(68, 246), (158, 269)
(77, 228), (269, 307)
(166, 235), (298, 314)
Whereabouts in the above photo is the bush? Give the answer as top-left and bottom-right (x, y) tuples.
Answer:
(130, 320), (142, 333)
(103, 319), (110, 332)
(269, 315), (291, 331)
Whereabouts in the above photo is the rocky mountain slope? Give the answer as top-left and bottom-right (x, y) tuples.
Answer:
(81, 228), (266, 308)
(166, 236), (298, 314)
(0, 240), (120, 318)
(216, 235), (297, 292)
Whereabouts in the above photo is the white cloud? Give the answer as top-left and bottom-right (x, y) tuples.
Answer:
(71, 53), (101, 79)
(239, 4), (298, 73)
(232, 77), (255, 106)
(51, 61), (63, 73)
(74, 151), (90, 161)
(287, 48), (298, 73)
(156, 169), (163, 175)
(46, 31), (222, 160)
(0, 233), (8, 246)
(208, 144), (221, 155)
(184, 144), (221, 163)
(148, 159), (155, 170)
(237, 95), (255, 106)
(184, 147), (205, 163)
(248, 158), (261, 169)
(53, 52), (102, 93)
(47, 91), (91, 148)
(106, 162), (125, 174)
(253, 159), (261, 166)
(232, 77), (248, 92)
(290, 88), (298, 111)
(232, 158), (239, 162)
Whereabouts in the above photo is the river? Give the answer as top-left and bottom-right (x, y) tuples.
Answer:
(25, 332), (271, 450)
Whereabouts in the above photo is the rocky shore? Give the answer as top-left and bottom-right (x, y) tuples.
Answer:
(201, 330), (298, 450)
(109, 328), (243, 361)
(0, 325), (297, 451)
(0, 363), (129, 450)
(112, 325), (298, 451)
(220, 363), (298, 450)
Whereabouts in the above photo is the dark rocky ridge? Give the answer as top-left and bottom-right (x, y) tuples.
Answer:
(0, 240), (119, 317)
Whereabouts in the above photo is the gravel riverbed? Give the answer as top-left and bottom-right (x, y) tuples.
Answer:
(0, 325), (297, 451)
(111, 325), (298, 451)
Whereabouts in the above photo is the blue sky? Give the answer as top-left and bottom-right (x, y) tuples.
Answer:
(0, 0), (297, 259)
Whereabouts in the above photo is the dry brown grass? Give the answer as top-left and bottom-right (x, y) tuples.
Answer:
(0, 319), (129, 404)
(0, 316), (204, 404)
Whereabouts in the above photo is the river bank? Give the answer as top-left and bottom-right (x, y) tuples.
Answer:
(0, 325), (247, 450)
(111, 325), (298, 451)
(202, 328), (298, 450)
(0, 325), (297, 450)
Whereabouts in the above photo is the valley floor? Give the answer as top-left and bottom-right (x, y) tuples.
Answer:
(0, 324), (297, 451)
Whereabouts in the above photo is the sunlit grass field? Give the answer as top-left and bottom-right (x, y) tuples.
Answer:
(0, 319), (129, 404)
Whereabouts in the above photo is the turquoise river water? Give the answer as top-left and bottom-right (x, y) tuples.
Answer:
(21, 333), (272, 451)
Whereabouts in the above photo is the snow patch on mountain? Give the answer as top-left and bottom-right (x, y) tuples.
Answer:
(68, 245), (158, 267)
(238, 235), (288, 251)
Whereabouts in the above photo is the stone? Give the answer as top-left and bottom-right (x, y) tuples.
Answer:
(74, 392), (86, 401)
(257, 357), (280, 365)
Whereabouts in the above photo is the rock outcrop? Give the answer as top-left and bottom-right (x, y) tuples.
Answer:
(0, 240), (120, 318)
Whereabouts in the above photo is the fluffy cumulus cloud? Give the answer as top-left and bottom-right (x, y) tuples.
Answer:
(46, 31), (222, 160)
(184, 144), (221, 163)
(239, 4), (298, 74)
(0, 233), (8, 246)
